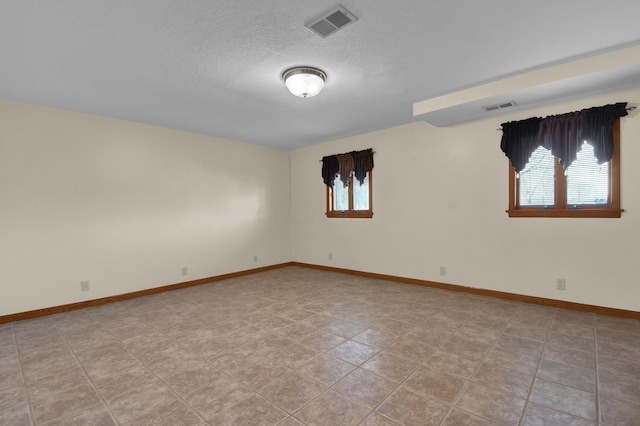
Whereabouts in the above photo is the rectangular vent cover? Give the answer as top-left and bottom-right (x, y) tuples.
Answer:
(305, 6), (358, 38)
(483, 101), (517, 112)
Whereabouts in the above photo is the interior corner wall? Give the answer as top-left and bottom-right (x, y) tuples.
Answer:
(290, 88), (640, 312)
(0, 100), (291, 316)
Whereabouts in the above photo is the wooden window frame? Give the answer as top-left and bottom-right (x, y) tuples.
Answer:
(507, 119), (622, 218)
(326, 170), (373, 218)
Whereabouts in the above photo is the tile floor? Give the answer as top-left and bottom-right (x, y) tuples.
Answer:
(1, 266), (639, 425)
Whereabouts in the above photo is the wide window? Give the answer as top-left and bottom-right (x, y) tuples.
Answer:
(507, 119), (621, 218)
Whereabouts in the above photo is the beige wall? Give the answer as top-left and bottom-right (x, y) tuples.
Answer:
(290, 88), (640, 311)
(0, 100), (291, 316)
(2, 87), (639, 317)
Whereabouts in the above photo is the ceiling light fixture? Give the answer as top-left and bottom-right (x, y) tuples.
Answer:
(282, 66), (327, 98)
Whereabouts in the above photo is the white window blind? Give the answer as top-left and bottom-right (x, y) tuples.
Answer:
(518, 146), (555, 206)
(566, 142), (609, 205)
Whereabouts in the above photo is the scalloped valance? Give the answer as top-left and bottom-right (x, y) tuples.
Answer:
(501, 103), (628, 172)
(321, 148), (374, 188)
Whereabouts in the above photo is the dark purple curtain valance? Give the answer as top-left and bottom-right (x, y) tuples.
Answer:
(501, 102), (628, 172)
(500, 117), (543, 173)
(322, 148), (374, 187)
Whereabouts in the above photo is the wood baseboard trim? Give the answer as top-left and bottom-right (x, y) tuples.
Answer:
(3, 261), (637, 324)
(0, 262), (294, 324)
(291, 262), (640, 320)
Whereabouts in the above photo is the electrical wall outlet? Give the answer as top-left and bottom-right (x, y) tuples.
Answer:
(328, 253), (333, 261)
(253, 255), (258, 263)
(181, 267), (188, 276)
(439, 266), (446, 276)
(80, 280), (90, 291)
(556, 278), (566, 291)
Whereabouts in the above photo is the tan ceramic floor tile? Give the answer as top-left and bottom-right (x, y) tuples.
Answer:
(20, 349), (80, 382)
(361, 350), (420, 383)
(360, 412), (403, 425)
(471, 362), (534, 399)
(481, 347), (540, 376)
(597, 355), (640, 379)
(209, 394), (287, 426)
(424, 349), (482, 379)
(381, 338), (437, 363)
(43, 401), (115, 425)
(5, 267), (640, 425)
(183, 374), (253, 421)
(333, 368), (397, 408)
(293, 389), (371, 426)
(597, 371), (640, 405)
(550, 322), (595, 339)
(225, 356), (292, 391)
(278, 415), (306, 426)
(596, 336), (639, 360)
(278, 308), (318, 322)
(537, 359), (596, 392)
(455, 382), (527, 425)
(0, 386), (27, 413)
(325, 320), (368, 338)
(75, 343), (143, 379)
(351, 328), (399, 349)
(64, 328), (121, 352)
(276, 322), (318, 339)
(547, 331), (595, 353)
(297, 354), (356, 386)
(264, 343), (319, 369)
(438, 335), (492, 363)
(92, 364), (157, 400)
(302, 313), (341, 328)
(30, 382), (103, 424)
(522, 403), (595, 426)
(542, 342), (595, 370)
(124, 400), (202, 426)
(503, 324), (549, 342)
(207, 348), (262, 370)
(404, 366), (466, 403)
(300, 330), (347, 352)
(104, 380), (178, 424)
(441, 408), (499, 425)
(371, 319), (416, 336)
(0, 401), (32, 425)
(259, 372), (326, 413)
(529, 379), (596, 421)
(376, 386), (450, 426)
(328, 340), (378, 365)
(599, 395), (640, 426)
(494, 334), (544, 358)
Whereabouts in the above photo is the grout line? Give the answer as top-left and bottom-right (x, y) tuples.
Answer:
(11, 268), (628, 425)
(53, 313), (121, 425)
(10, 322), (38, 425)
(518, 307), (557, 426)
(440, 310), (512, 425)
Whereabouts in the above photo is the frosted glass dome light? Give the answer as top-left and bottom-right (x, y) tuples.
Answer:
(283, 67), (327, 98)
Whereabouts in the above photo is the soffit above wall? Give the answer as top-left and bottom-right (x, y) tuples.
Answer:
(414, 45), (640, 126)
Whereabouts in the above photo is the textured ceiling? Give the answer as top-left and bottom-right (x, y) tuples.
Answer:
(2, 1), (640, 149)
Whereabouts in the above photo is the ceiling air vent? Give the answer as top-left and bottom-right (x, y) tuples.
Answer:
(305, 6), (358, 38)
(483, 101), (517, 113)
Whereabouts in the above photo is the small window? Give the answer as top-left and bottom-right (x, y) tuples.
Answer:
(326, 171), (372, 218)
(508, 120), (621, 218)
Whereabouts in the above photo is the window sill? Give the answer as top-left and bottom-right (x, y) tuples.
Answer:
(326, 211), (373, 219)
(506, 208), (623, 218)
